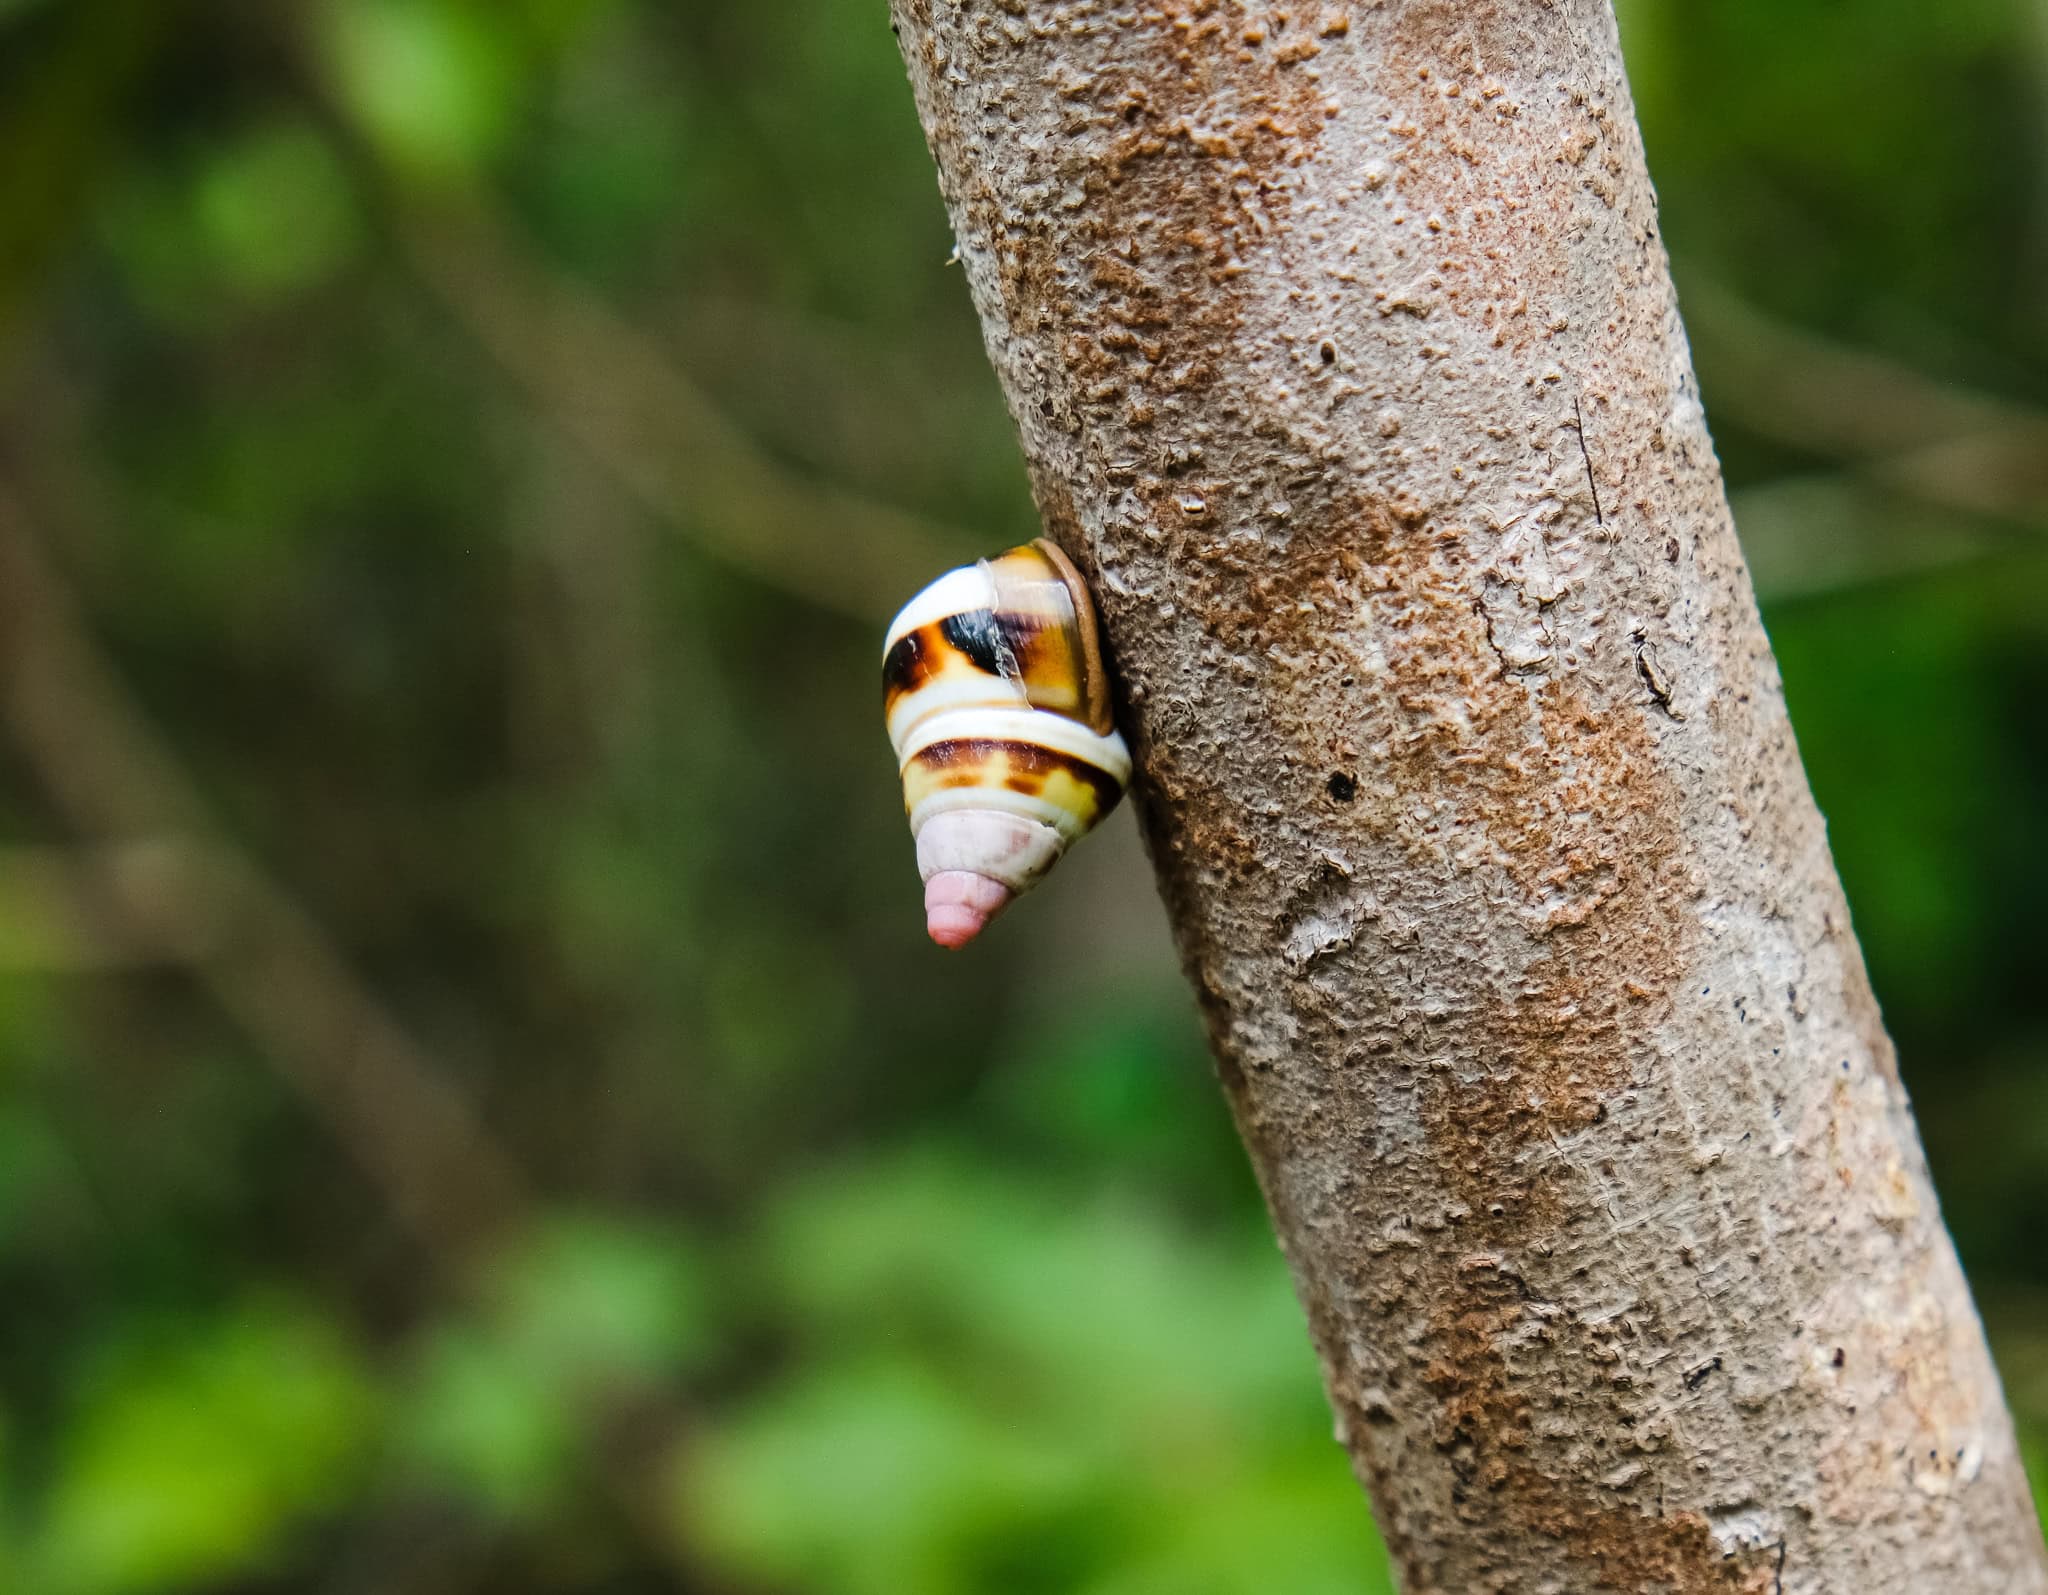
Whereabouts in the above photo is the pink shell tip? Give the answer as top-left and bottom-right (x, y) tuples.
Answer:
(924, 871), (1013, 949)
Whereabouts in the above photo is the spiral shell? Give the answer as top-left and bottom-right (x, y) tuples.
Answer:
(883, 539), (1132, 946)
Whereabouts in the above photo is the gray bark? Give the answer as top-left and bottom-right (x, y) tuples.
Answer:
(887, 2), (2048, 1591)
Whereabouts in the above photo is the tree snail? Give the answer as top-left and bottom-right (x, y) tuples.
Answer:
(883, 539), (1132, 947)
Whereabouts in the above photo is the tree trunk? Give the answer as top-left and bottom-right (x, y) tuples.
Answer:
(888, 2), (2048, 1591)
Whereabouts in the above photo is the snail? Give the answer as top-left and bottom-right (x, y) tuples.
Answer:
(883, 538), (1132, 947)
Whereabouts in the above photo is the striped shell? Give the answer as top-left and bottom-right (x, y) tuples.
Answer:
(883, 539), (1132, 946)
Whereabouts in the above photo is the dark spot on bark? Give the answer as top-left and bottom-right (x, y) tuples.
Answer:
(1327, 771), (1358, 802)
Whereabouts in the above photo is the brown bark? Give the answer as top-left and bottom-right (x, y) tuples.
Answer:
(888, 2), (2048, 1591)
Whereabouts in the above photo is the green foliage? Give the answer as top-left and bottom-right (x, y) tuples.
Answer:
(322, 0), (524, 181)
(26, 1300), (376, 1595)
(400, 1215), (712, 1516)
(101, 118), (362, 323)
(688, 1148), (1389, 1595)
(0, 0), (2041, 1589)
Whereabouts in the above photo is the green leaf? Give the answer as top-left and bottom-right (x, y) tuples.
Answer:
(99, 119), (360, 325)
(398, 1215), (710, 1515)
(32, 1299), (376, 1595)
(488, 1213), (711, 1387)
(193, 123), (360, 303)
(399, 1324), (575, 1516)
(684, 1358), (1092, 1595)
(694, 1149), (1390, 1594)
(320, 0), (522, 180)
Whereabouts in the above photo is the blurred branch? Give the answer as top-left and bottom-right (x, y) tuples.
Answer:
(1730, 475), (2004, 601)
(0, 839), (193, 969)
(1681, 267), (2048, 520)
(1876, 426), (2048, 524)
(675, 287), (1009, 501)
(393, 193), (966, 625)
(0, 482), (769, 1592)
(0, 486), (529, 1267)
(503, 453), (662, 781)
(258, 0), (974, 625)
(410, 218), (2046, 620)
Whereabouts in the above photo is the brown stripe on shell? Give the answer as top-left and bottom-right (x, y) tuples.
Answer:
(908, 737), (1125, 819)
(883, 613), (1015, 720)
(885, 541), (1117, 735)
(884, 608), (1097, 732)
(882, 627), (935, 703)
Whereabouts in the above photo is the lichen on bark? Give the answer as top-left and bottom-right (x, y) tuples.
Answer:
(889, 2), (2048, 1589)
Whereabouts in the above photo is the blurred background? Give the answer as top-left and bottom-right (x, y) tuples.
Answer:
(0, 1), (2041, 1590)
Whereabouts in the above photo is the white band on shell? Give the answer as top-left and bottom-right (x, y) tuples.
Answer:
(914, 810), (1066, 892)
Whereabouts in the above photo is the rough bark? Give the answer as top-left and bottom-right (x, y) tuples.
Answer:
(888, 3), (2048, 1591)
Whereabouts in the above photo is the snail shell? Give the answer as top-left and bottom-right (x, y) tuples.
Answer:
(882, 538), (1131, 947)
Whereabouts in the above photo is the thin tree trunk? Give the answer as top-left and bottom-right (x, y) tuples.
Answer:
(889, 3), (2048, 1590)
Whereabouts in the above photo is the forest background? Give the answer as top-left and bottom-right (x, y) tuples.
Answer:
(0, 2), (2043, 1591)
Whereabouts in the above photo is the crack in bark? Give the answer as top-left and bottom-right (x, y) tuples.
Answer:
(1573, 394), (1606, 527)
(1632, 627), (1687, 721)
(1472, 594), (1512, 681)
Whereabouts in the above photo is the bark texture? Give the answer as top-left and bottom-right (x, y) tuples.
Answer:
(888, 3), (2048, 1591)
